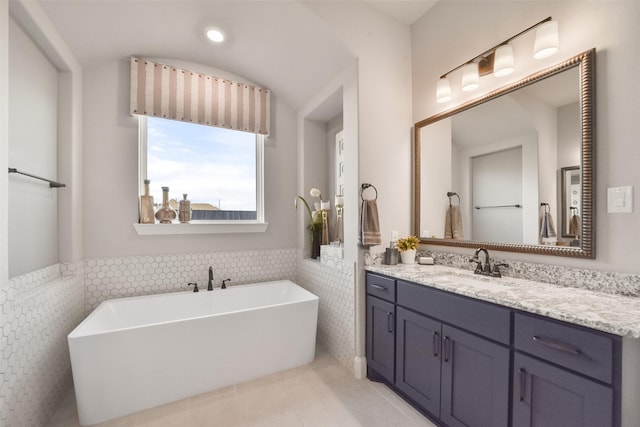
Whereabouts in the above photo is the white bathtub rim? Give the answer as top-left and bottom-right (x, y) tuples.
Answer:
(69, 279), (317, 339)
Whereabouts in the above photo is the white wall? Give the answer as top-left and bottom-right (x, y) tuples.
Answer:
(0, 1), (9, 289)
(8, 18), (59, 277)
(420, 118), (452, 238)
(557, 102), (580, 168)
(302, 3), (413, 372)
(412, 1), (640, 274)
(82, 59), (298, 259)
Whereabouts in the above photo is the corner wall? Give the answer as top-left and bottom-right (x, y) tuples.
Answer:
(1, 1), (84, 425)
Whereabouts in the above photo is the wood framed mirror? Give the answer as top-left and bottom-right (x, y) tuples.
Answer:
(414, 49), (595, 258)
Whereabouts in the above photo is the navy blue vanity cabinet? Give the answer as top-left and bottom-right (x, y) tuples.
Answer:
(365, 273), (396, 384)
(395, 279), (511, 427)
(512, 312), (620, 427)
(439, 324), (510, 427)
(395, 306), (442, 416)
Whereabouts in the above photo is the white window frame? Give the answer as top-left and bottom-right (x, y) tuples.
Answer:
(133, 116), (268, 235)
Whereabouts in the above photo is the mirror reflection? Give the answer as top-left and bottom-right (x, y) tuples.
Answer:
(414, 50), (594, 258)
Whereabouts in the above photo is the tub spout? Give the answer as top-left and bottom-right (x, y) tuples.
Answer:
(207, 266), (214, 291)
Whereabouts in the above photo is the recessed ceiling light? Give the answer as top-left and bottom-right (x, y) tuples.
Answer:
(205, 27), (225, 43)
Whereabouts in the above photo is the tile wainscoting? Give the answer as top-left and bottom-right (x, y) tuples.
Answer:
(296, 254), (356, 372)
(1, 248), (357, 426)
(1, 262), (85, 427)
(83, 248), (297, 312)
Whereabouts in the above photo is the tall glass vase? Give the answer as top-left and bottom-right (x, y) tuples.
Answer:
(311, 228), (321, 259)
(321, 210), (330, 245)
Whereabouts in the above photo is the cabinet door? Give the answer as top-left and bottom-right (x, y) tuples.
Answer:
(441, 325), (510, 427)
(366, 296), (395, 383)
(395, 307), (442, 417)
(513, 353), (613, 427)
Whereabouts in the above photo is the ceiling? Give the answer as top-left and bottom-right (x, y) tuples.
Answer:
(35, 0), (437, 111)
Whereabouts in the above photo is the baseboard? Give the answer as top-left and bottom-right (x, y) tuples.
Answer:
(353, 356), (367, 379)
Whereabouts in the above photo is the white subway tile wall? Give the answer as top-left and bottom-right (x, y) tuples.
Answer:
(296, 254), (356, 372)
(1, 262), (85, 427)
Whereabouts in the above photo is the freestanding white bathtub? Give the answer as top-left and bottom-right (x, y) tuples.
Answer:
(68, 280), (319, 426)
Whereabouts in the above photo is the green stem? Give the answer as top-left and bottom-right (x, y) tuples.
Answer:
(297, 196), (313, 225)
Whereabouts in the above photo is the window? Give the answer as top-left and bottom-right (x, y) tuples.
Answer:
(136, 116), (266, 234)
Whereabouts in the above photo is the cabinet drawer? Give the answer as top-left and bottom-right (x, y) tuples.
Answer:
(514, 313), (614, 384)
(366, 273), (396, 303)
(397, 280), (510, 344)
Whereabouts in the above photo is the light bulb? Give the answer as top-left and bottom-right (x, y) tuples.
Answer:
(205, 27), (225, 43)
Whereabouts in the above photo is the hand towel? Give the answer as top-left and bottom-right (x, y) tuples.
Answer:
(360, 199), (382, 246)
(540, 210), (557, 238)
(444, 205), (464, 240)
(569, 213), (581, 237)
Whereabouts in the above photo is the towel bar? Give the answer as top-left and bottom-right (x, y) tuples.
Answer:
(474, 204), (522, 209)
(8, 168), (66, 188)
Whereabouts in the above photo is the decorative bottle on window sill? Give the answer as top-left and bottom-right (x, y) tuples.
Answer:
(140, 179), (155, 224)
(155, 186), (177, 224)
(179, 193), (191, 223)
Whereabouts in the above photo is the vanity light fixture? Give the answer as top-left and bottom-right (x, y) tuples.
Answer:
(436, 17), (558, 103)
(205, 26), (226, 43)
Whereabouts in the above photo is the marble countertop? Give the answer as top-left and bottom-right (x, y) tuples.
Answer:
(365, 263), (640, 339)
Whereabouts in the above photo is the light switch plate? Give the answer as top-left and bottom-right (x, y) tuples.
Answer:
(607, 186), (633, 213)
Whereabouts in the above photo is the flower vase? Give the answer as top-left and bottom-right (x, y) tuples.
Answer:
(400, 249), (416, 264)
(155, 186), (177, 224)
(311, 228), (321, 259)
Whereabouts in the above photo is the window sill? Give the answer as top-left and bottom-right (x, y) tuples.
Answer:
(133, 221), (269, 235)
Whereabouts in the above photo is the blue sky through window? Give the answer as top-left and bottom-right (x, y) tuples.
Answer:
(146, 117), (256, 210)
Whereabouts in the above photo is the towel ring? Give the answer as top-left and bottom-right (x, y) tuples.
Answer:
(447, 191), (460, 206)
(361, 183), (378, 201)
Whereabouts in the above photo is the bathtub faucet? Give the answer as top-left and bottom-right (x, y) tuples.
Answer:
(222, 279), (231, 289)
(207, 266), (214, 291)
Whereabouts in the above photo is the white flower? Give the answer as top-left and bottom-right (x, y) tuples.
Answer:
(309, 188), (321, 198)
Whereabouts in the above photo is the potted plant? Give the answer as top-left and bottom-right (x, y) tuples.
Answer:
(396, 235), (419, 264)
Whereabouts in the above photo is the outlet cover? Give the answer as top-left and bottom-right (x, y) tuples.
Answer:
(607, 186), (633, 213)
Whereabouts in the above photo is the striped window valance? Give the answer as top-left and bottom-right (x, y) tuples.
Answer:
(130, 57), (270, 135)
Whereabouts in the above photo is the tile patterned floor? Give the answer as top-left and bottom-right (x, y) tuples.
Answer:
(46, 347), (437, 427)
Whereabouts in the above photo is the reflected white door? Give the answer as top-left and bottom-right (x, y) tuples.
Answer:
(471, 147), (523, 243)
